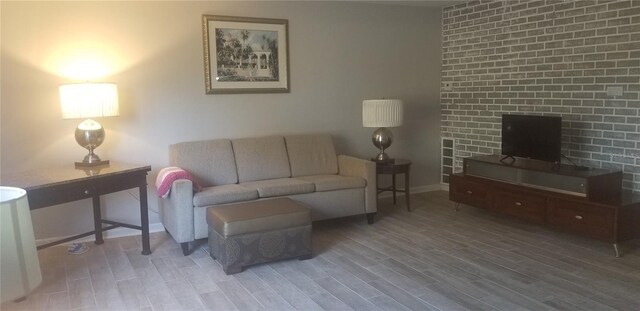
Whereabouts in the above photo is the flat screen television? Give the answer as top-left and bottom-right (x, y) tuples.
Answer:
(501, 114), (562, 163)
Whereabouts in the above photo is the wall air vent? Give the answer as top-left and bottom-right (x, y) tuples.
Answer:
(441, 137), (455, 184)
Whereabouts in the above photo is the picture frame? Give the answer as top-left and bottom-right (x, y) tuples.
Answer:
(202, 15), (290, 94)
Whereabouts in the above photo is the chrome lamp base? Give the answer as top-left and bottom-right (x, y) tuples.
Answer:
(371, 127), (395, 163)
(75, 149), (109, 168)
(74, 119), (110, 168)
(75, 158), (109, 168)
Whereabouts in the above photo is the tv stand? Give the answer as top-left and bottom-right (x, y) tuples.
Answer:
(449, 155), (640, 257)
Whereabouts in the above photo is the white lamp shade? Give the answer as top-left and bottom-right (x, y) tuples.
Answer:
(60, 83), (119, 119)
(0, 187), (42, 303)
(362, 99), (404, 128)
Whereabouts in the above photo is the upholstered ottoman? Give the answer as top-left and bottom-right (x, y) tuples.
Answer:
(206, 198), (312, 274)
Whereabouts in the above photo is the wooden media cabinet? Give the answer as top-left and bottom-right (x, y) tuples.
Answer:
(449, 155), (640, 257)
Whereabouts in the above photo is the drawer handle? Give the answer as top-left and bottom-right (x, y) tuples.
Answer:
(575, 215), (583, 220)
(514, 201), (522, 206)
(466, 190), (473, 194)
(84, 190), (90, 195)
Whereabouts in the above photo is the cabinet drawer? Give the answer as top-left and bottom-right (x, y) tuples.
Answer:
(450, 175), (491, 209)
(28, 181), (94, 209)
(548, 198), (615, 241)
(495, 189), (546, 224)
(95, 172), (146, 195)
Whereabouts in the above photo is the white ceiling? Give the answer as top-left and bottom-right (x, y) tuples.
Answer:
(250, 0), (466, 8)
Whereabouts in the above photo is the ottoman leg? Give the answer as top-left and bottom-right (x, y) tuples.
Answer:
(223, 264), (243, 275)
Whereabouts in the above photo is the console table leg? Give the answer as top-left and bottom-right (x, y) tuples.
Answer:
(455, 203), (460, 212)
(405, 169), (411, 211)
(613, 243), (621, 258)
(392, 174), (397, 204)
(140, 185), (151, 255)
(92, 195), (104, 245)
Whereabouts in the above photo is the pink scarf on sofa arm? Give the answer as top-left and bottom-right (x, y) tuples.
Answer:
(155, 167), (202, 198)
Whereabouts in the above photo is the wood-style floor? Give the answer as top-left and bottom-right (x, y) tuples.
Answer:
(4, 190), (640, 311)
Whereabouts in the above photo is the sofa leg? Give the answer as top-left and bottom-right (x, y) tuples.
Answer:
(165, 228), (197, 256)
(181, 239), (208, 256)
(299, 253), (313, 260)
(181, 242), (193, 256)
(367, 213), (376, 224)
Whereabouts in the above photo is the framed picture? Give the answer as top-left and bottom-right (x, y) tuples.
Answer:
(202, 15), (290, 94)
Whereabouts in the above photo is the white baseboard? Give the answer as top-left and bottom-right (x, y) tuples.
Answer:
(36, 223), (166, 247)
(441, 182), (450, 191)
(377, 183), (442, 199)
(37, 185), (452, 246)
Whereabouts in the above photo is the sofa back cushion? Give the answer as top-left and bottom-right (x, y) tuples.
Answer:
(232, 136), (291, 182)
(285, 134), (338, 177)
(169, 139), (238, 186)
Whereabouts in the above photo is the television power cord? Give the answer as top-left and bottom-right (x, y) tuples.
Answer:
(561, 154), (590, 171)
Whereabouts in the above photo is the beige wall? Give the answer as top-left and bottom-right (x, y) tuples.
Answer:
(1, 1), (442, 240)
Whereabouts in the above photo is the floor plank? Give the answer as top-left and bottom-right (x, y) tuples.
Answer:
(3, 190), (639, 311)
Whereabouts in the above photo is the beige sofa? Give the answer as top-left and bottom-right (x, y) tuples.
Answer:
(158, 134), (377, 255)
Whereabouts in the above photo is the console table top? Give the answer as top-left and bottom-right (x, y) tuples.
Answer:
(469, 154), (620, 178)
(1, 162), (151, 191)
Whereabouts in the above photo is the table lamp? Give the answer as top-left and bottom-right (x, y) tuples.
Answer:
(362, 99), (404, 162)
(59, 83), (119, 168)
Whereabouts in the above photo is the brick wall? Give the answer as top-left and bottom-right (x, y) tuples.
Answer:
(441, 0), (640, 193)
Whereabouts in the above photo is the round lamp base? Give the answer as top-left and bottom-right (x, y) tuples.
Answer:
(74, 119), (109, 168)
(371, 127), (395, 162)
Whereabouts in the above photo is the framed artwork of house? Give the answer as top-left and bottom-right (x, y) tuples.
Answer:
(202, 15), (290, 94)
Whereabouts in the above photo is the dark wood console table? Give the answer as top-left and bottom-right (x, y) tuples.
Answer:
(1, 163), (152, 255)
(450, 155), (639, 257)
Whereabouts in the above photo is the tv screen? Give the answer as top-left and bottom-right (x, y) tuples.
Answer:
(502, 114), (562, 163)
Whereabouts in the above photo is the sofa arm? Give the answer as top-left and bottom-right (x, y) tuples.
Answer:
(338, 155), (377, 215)
(158, 179), (195, 243)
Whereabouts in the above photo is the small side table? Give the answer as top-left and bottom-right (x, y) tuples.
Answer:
(376, 159), (412, 211)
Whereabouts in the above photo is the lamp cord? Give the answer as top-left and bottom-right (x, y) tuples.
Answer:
(560, 153), (578, 167)
(561, 153), (590, 170)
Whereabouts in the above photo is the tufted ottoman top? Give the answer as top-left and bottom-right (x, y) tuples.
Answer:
(206, 198), (311, 237)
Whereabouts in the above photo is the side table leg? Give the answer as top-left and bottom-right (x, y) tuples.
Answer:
(140, 185), (151, 255)
(392, 174), (397, 204)
(613, 243), (621, 258)
(405, 170), (411, 211)
(93, 195), (104, 245)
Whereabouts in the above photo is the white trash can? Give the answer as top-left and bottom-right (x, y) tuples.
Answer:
(0, 186), (42, 303)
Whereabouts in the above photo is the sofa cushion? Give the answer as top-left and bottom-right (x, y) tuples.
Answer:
(240, 178), (315, 198)
(232, 136), (291, 182)
(170, 139), (238, 186)
(206, 198), (311, 237)
(285, 134), (338, 177)
(193, 184), (259, 207)
(297, 175), (366, 192)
